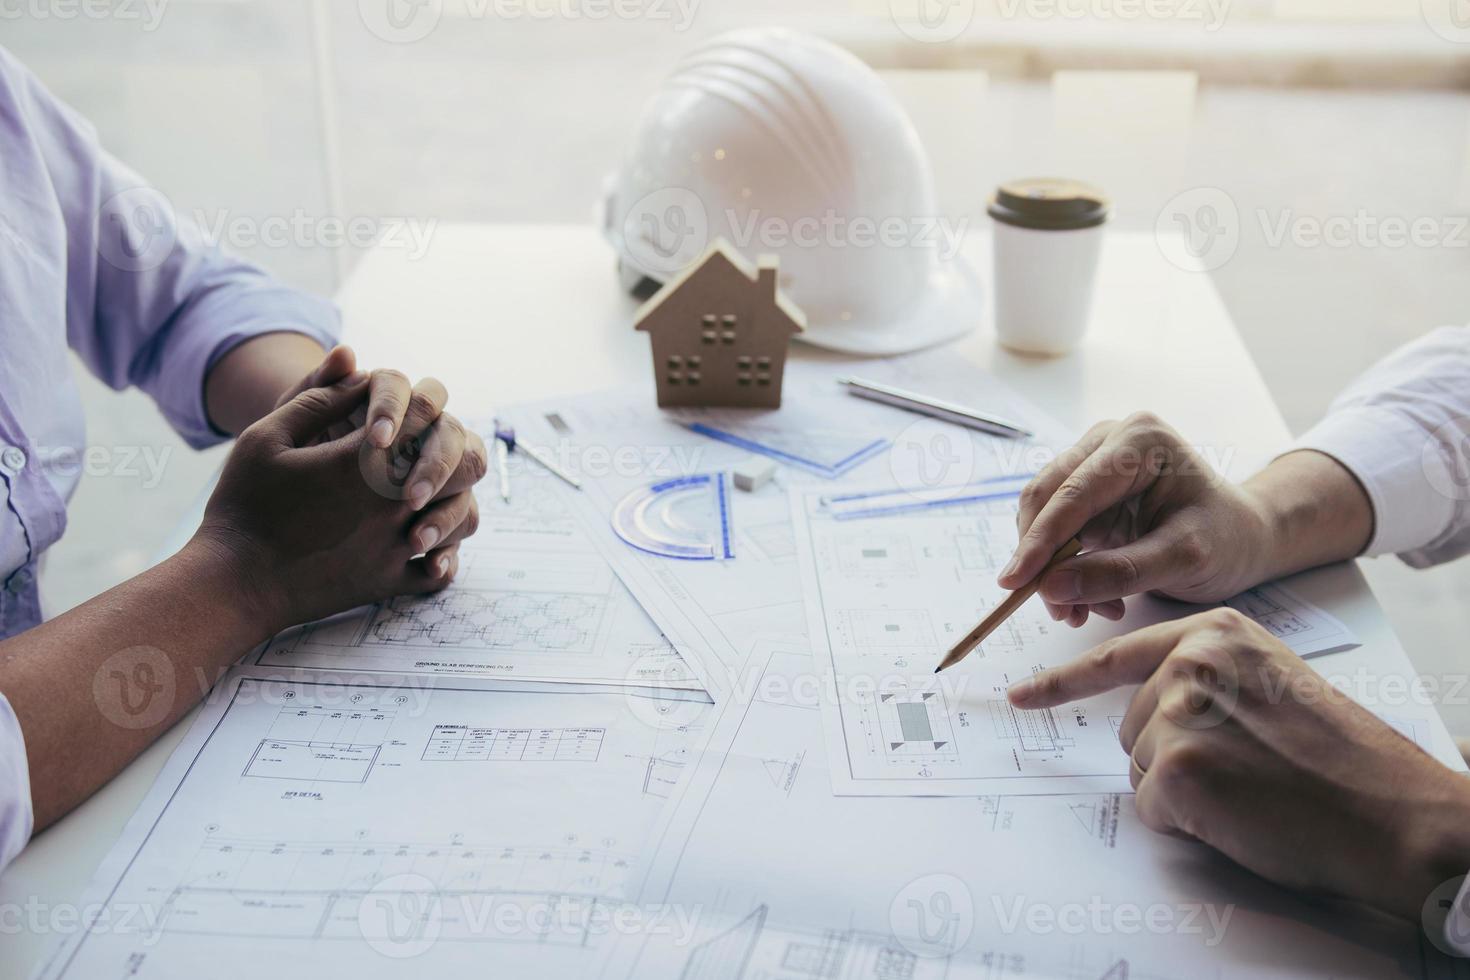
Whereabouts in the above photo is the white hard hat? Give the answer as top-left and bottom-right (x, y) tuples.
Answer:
(601, 28), (981, 357)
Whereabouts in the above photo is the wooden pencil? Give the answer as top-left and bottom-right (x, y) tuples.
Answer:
(934, 537), (1084, 673)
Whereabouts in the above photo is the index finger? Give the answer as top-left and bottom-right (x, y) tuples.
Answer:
(276, 344), (358, 408)
(1014, 421), (1115, 542)
(1001, 427), (1160, 589)
(365, 369), (412, 449)
(397, 378), (450, 447)
(1006, 618), (1192, 709)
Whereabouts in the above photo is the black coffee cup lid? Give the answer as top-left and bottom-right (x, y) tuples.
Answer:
(988, 178), (1111, 231)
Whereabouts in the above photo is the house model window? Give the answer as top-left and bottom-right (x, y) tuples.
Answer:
(666, 354), (704, 387)
(634, 239), (807, 410)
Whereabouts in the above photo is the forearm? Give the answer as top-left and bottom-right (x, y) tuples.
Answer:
(1242, 449), (1374, 584)
(0, 536), (280, 830)
(204, 332), (329, 436)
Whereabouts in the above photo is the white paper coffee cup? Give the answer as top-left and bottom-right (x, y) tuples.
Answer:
(988, 178), (1110, 356)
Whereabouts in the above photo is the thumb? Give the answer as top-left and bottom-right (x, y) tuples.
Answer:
(275, 345), (358, 409)
(1038, 532), (1195, 606)
(264, 374), (369, 448)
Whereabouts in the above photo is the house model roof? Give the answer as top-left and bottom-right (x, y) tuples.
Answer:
(633, 239), (807, 335)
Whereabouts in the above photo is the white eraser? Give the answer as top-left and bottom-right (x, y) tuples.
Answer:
(733, 457), (777, 492)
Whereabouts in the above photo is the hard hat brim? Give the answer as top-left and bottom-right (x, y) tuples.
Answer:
(793, 257), (984, 357)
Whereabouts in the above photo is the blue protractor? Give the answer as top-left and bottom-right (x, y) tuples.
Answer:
(611, 473), (735, 561)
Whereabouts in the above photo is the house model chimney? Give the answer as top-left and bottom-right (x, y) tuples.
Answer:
(757, 257), (780, 297)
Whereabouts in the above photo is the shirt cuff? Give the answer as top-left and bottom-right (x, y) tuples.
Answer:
(0, 692), (34, 874)
(167, 292), (342, 451)
(1291, 405), (1457, 563)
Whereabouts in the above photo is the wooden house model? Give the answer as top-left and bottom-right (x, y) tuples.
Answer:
(634, 239), (806, 409)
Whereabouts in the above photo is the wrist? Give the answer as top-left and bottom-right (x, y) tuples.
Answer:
(1233, 480), (1289, 588)
(205, 332), (330, 436)
(182, 523), (291, 638)
(1389, 771), (1470, 924)
(1240, 450), (1374, 583)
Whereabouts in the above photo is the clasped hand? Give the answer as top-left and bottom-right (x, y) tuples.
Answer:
(193, 346), (489, 633)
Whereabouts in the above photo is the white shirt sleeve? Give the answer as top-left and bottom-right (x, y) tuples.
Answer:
(1293, 327), (1470, 955)
(1291, 325), (1470, 568)
(0, 691), (33, 874)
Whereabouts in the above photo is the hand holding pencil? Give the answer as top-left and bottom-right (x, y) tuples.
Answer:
(995, 414), (1298, 627)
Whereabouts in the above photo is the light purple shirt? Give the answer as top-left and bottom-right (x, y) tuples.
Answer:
(0, 47), (339, 871)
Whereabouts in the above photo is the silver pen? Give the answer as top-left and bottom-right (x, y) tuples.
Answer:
(520, 442), (583, 491)
(838, 377), (1033, 439)
(493, 437), (511, 503)
(492, 420), (583, 496)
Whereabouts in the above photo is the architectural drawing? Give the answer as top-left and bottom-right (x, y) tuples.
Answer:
(522, 351), (1350, 706)
(144, 835), (631, 944)
(369, 589), (604, 654)
(1222, 582), (1359, 658)
(792, 488), (1363, 798)
(839, 608), (939, 663)
(257, 468), (700, 691)
(1066, 796), (1123, 849)
(676, 904), (950, 980)
(832, 532), (919, 579)
(244, 740), (380, 784)
(625, 647), (1443, 980)
(794, 492), (1143, 796)
(517, 351), (1072, 698)
(239, 692), (402, 784)
(860, 689), (959, 768)
(662, 903), (1146, 980)
(38, 670), (711, 979)
(1232, 588), (1314, 637)
(421, 725), (606, 763)
(988, 698), (1078, 756)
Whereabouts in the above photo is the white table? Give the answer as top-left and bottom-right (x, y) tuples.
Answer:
(4, 223), (1459, 976)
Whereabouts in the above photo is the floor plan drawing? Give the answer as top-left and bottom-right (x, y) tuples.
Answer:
(244, 739), (381, 784)
(1222, 582), (1359, 658)
(635, 903), (1154, 980)
(36, 668), (712, 980)
(864, 689), (959, 768)
(143, 834), (632, 945)
(256, 468), (700, 691)
(793, 491), (1149, 796)
(370, 588), (604, 655)
(791, 485), (1362, 798)
(831, 531), (920, 578)
(620, 647), (1445, 980)
(239, 691), (404, 784)
(839, 608), (939, 661)
(632, 725), (699, 799)
(987, 698), (1078, 756)
(670, 904), (953, 980)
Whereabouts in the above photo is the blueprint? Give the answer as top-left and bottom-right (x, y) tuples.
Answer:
(257, 465), (700, 692)
(792, 488), (1147, 796)
(35, 667), (711, 980)
(515, 353), (1073, 697)
(1223, 582), (1359, 658)
(616, 646), (1453, 980)
(791, 487), (1367, 797)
